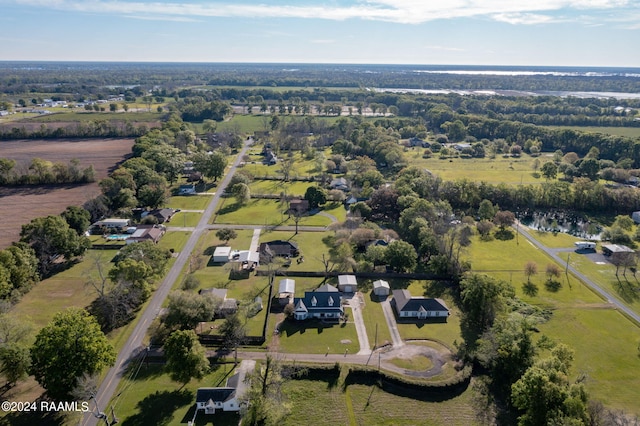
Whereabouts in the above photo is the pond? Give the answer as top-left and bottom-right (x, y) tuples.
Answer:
(519, 210), (602, 239)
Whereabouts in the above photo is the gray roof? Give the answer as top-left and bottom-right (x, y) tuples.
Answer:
(392, 289), (449, 313)
(373, 280), (390, 289)
(196, 387), (235, 404)
(278, 278), (296, 294)
(294, 284), (342, 314)
(199, 288), (228, 300)
(338, 275), (357, 286)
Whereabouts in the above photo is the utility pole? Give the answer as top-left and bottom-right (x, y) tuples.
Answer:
(90, 394), (119, 425)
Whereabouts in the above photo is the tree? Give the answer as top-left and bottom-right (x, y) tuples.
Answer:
(304, 186), (327, 209)
(460, 274), (514, 335)
(219, 314), (246, 362)
(0, 314), (33, 386)
(112, 241), (171, 278)
(478, 199), (498, 221)
(493, 210), (515, 230)
(216, 228), (238, 244)
(385, 240), (417, 273)
(163, 291), (221, 330)
(512, 345), (589, 426)
(20, 215), (91, 275)
(30, 308), (115, 400)
(541, 162), (558, 180)
(61, 205), (91, 236)
(476, 220), (495, 239)
(192, 151), (227, 182)
(231, 182), (251, 205)
(163, 329), (209, 386)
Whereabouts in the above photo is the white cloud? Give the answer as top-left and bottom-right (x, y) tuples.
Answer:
(424, 45), (465, 51)
(492, 13), (558, 25)
(10, 0), (637, 25)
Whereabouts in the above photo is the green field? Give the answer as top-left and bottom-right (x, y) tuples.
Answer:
(407, 151), (550, 185)
(277, 319), (360, 354)
(213, 198), (338, 227)
(167, 195), (213, 210)
(465, 233), (640, 414)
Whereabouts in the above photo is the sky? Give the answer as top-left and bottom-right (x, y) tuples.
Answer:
(1, 0), (639, 66)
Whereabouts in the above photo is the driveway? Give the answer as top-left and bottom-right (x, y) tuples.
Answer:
(345, 292), (371, 355)
(380, 297), (404, 348)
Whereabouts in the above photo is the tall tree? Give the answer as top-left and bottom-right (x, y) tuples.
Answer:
(192, 151), (228, 182)
(385, 240), (417, 273)
(20, 215), (91, 275)
(163, 329), (209, 386)
(30, 308), (115, 400)
(61, 205), (91, 236)
(460, 273), (514, 335)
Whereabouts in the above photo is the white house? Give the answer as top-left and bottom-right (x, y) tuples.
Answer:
(178, 184), (196, 195)
(337, 275), (357, 293)
(372, 280), (390, 297)
(392, 289), (449, 320)
(93, 218), (130, 229)
(212, 246), (231, 263)
(195, 388), (237, 414)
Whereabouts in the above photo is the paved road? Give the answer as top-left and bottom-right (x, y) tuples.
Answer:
(516, 223), (640, 325)
(81, 138), (254, 426)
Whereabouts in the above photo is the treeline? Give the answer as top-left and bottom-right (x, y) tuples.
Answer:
(395, 167), (640, 215)
(0, 157), (95, 185)
(0, 120), (154, 140)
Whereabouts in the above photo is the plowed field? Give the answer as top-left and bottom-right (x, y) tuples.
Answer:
(0, 138), (134, 248)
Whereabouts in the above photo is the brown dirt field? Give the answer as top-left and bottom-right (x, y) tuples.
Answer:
(0, 138), (134, 248)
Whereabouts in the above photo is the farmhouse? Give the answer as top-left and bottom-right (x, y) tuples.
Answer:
(293, 284), (343, 321)
(142, 208), (175, 223)
(392, 289), (449, 320)
(372, 280), (390, 297)
(337, 274), (357, 293)
(126, 226), (165, 244)
(259, 240), (300, 261)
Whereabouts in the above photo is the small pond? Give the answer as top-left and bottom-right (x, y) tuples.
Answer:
(519, 210), (602, 239)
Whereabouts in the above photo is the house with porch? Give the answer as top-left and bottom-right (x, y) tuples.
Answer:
(391, 289), (449, 320)
(293, 284), (343, 321)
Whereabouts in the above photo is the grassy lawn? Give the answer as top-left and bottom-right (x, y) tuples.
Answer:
(539, 308), (640, 414)
(277, 319), (360, 354)
(11, 250), (118, 328)
(214, 198), (334, 227)
(407, 152), (547, 185)
(249, 179), (312, 196)
(557, 251), (640, 317)
(109, 363), (242, 426)
(158, 231), (192, 253)
(283, 377), (349, 426)
(167, 195), (213, 210)
(361, 292), (393, 348)
(170, 211), (202, 228)
(388, 355), (434, 371)
(525, 228), (581, 248)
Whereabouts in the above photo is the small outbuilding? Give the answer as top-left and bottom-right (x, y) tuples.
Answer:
(278, 278), (296, 305)
(337, 275), (357, 293)
(602, 244), (635, 262)
(212, 246), (231, 263)
(372, 280), (390, 297)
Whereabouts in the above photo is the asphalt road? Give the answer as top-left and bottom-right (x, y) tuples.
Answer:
(81, 138), (253, 426)
(516, 223), (640, 325)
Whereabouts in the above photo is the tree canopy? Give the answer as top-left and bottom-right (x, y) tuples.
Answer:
(30, 308), (115, 400)
(163, 330), (209, 385)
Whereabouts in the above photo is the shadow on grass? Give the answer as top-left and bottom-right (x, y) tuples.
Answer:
(522, 281), (539, 296)
(0, 407), (66, 426)
(279, 319), (337, 337)
(494, 229), (515, 240)
(613, 277), (640, 303)
(183, 408), (240, 426)
(127, 363), (164, 381)
(216, 202), (242, 216)
(120, 389), (192, 426)
(545, 279), (562, 292)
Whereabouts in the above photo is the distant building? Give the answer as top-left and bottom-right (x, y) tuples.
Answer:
(288, 199), (309, 215)
(126, 226), (165, 244)
(178, 184), (197, 195)
(372, 280), (390, 297)
(330, 177), (350, 191)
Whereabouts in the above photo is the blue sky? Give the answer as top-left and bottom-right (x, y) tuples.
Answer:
(1, 0), (639, 66)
